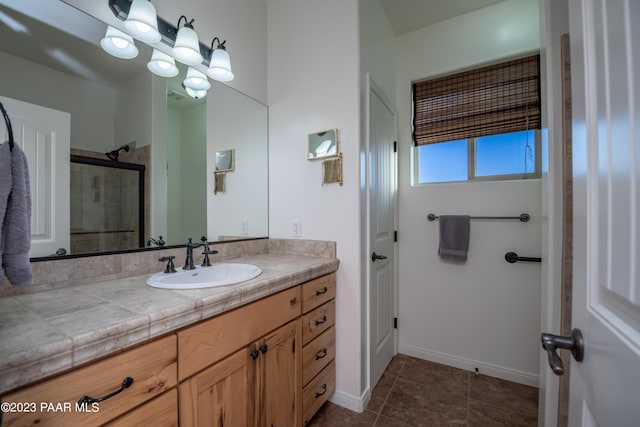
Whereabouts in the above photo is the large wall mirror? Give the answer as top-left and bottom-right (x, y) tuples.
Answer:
(0, 0), (269, 259)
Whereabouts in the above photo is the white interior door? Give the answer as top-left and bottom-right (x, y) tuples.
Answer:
(0, 97), (70, 258)
(368, 75), (397, 388)
(567, 0), (640, 424)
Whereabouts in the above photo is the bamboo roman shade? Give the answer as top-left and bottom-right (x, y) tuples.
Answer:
(413, 55), (541, 146)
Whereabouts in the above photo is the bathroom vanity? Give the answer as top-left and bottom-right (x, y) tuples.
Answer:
(0, 241), (338, 426)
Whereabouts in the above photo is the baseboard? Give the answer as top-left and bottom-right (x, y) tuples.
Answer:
(328, 387), (370, 413)
(399, 344), (539, 387)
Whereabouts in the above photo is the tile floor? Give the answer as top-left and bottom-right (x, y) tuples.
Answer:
(307, 354), (538, 426)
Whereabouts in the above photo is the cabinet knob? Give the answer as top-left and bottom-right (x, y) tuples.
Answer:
(250, 349), (259, 360)
(290, 297), (298, 306)
(259, 344), (268, 354)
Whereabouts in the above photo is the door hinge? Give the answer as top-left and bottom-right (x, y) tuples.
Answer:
(393, 141), (397, 153)
(394, 230), (397, 242)
(394, 317), (398, 329)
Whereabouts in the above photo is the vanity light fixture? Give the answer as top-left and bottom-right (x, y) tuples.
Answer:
(173, 16), (203, 66)
(207, 37), (234, 82)
(183, 67), (211, 91)
(100, 25), (139, 59)
(147, 49), (179, 77)
(182, 84), (207, 100)
(107, 0), (234, 86)
(123, 0), (161, 43)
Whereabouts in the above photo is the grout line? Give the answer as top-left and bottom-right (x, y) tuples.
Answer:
(373, 358), (406, 426)
(467, 371), (471, 424)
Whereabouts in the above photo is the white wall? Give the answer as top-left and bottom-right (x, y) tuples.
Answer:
(179, 104), (208, 241)
(115, 71), (153, 149)
(0, 52), (116, 153)
(207, 83), (268, 240)
(267, 0), (363, 409)
(395, 0), (542, 386)
(165, 104), (208, 243)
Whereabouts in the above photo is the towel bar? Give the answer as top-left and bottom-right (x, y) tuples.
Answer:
(505, 252), (541, 263)
(427, 213), (530, 222)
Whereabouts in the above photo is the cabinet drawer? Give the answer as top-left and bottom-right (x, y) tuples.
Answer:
(302, 300), (335, 345)
(178, 285), (301, 380)
(105, 388), (178, 427)
(301, 273), (336, 313)
(2, 335), (177, 427)
(302, 360), (336, 425)
(302, 326), (335, 385)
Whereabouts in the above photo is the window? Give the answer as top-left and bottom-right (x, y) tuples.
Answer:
(415, 130), (540, 184)
(412, 55), (541, 184)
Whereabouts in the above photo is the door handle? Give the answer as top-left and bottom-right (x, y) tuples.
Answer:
(371, 252), (387, 262)
(540, 328), (584, 375)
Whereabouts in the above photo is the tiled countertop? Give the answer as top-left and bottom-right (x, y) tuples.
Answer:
(0, 252), (339, 394)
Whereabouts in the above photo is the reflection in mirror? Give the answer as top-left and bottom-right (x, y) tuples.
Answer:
(0, 1), (268, 259)
(70, 155), (145, 253)
(215, 149), (235, 172)
(307, 129), (338, 160)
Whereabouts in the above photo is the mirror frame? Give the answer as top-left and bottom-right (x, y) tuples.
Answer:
(307, 129), (338, 160)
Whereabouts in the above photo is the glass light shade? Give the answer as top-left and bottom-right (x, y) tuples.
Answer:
(183, 67), (211, 91)
(147, 49), (179, 77)
(173, 26), (203, 65)
(124, 0), (161, 43)
(100, 26), (138, 59)
(184, 86), (207, 99)
(207, 48), (234, 82)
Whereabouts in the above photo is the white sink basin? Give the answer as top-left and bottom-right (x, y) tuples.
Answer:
(146, 263), (262, 289)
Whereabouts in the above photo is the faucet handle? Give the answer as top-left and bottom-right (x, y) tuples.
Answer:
(159, 256), (177, 273)
(201, 249), (218, 267)
(200, 236), (208, 243)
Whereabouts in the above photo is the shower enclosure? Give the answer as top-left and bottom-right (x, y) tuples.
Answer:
(70, 155), (145, 254)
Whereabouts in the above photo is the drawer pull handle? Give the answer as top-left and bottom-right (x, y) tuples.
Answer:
(315, 348), (328, 360)
(315, 315), (327, 326)
(260, 344), (268, 354)
(290, 297), (298, 306)
(77, 377), (134, 405)
(315, 384), (328, 398)
(315, 286), (328, 296)
(250, 349), (260, 360)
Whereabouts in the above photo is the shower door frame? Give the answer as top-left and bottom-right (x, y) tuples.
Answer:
(70, 155), (146, 251)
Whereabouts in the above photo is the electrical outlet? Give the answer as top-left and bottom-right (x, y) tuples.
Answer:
(241, 219), (248, 235)
(292, 219), (302, 237)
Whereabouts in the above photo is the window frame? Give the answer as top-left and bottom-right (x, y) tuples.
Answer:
(413, 130), (542, 185)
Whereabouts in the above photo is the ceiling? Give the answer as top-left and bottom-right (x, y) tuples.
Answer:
(379, 0), (508, 35)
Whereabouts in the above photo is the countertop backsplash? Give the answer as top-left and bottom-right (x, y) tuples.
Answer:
(0, 238), (336, 297)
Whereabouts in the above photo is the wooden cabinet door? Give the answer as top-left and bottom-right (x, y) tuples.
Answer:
(257, 320), (301, 427)
(179, 348), (254, 427)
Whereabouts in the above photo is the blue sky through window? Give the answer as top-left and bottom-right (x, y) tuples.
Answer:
(475, 130), (536, 176)
(416, 130), (537, 183)
(417, 139), (468, 183)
